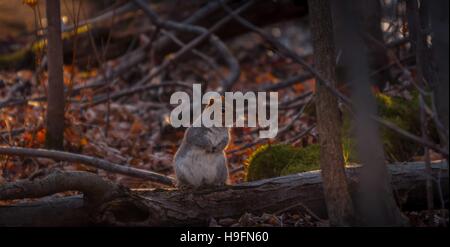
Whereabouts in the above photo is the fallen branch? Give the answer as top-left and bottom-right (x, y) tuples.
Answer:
(0, 161), (447, 226)
(0, 146), (174, 186)
(0, 171), (120, 202)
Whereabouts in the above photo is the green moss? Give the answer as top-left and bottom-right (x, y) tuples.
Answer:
(375, 92), (423, 161)
(279, 144), (321, 176)
(245, 144), (300, 181)
(245, 142), (357, 181)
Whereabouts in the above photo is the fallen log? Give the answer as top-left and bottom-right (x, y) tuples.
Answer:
(0, 161), (447, 226)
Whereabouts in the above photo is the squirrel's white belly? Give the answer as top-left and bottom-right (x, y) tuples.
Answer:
(175, 147), (226, 188)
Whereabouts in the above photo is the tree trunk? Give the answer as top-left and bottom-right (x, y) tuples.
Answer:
(407, 0), (435, 210)
(334, 2), (409, 226)
(45, 0), (65, 150)
(359, 0), (392, 89)
(307, 0), (355, 226)
(332, 0), (391, 90)
(406, 0), (438, 90)
(0, 162), (447, 226)
(429, 0), (449, 149)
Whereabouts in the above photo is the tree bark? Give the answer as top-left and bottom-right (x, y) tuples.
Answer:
(45, 0), (65, 150)
(0, 162), (447, 226)
(307, 0), (355, 226)
(407, 0), (434, 210)
(429, 0), (449, 149)
(359, 0), (392, 89)
(334, 2), (409, 226)
(332, 0), (391, 90)
(406, 0), (438, 91)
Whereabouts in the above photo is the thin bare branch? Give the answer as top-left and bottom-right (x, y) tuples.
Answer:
(0, 147), (175, 186)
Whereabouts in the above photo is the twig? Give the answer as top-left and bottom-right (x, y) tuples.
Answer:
(262, 73), (313, 91)
(274, 201), (325, 223)
(229, 96), (313, 155)
(81, 81), (191, 107)
(159, 30), (221, 72)
(283, 124), (316, 145)
(279, 91), (313, 107)
(279, 97), (312, 110)
(420, 96), (433, 210)
(0, 146), (175, 186)
(62, 1), (135, 33)
(374, 116), (448, 156)
(183, 0), (231, 24)
(278, 96), (314, 133)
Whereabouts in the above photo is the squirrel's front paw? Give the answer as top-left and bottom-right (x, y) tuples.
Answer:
(207, 146), (218, 153)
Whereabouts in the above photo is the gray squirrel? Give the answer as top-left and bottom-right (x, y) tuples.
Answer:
(173, 100), (230, 189)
